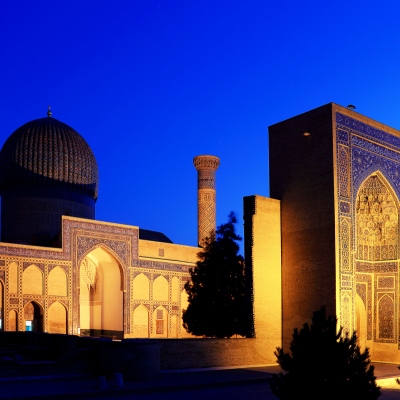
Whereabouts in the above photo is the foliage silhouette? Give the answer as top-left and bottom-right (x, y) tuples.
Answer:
(270, 307), (381, 400)
(182, 212), (245, 338)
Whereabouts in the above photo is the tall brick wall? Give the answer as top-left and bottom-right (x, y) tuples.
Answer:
(269, 103), (336, 350)
(243, 195), (281, 363)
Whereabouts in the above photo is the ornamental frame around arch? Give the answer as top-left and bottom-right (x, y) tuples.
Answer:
(73, 243), (128, 336)
(352, 170), (400, 346)
(354, 170), (400, 262)
(353, 169), (400, 211)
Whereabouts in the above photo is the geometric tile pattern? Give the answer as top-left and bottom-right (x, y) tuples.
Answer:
(193, 155), (220, 247)
(336, 111), (400, 347)
(0, 215), (193, 337)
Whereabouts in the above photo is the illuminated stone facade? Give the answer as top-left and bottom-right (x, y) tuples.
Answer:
(245, 103), (400, 363)
(243, 195), (281, 359)
(0, 216), (198, 338)
(0, 115), (198, 339)
(193, 155), (220, 246)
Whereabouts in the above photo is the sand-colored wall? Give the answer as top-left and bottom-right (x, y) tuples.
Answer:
(243, 195), (282, 363)
(22, 265), (43, 295)
(139, 239), (198, 264)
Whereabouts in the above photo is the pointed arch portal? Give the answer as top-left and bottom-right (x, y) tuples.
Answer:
(24, 301), (43, 332)
(79, 247), (124, 339)
(356, 173), (399, 261)
(354, 172), (400, 345)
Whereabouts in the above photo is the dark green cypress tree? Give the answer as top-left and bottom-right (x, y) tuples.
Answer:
(182, 212), (245, 338)
(270, 307), (381, 400)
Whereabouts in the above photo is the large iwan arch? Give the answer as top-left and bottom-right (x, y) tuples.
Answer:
(79, 246), (124, 339)
(355, 173), (399, 262)
(354, 172), (400, 351)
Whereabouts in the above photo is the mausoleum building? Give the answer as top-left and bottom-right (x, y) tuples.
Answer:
(0, 112), (200, 339)
(244, 103), (400, 363)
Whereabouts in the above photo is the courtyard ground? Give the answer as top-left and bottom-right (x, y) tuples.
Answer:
(1, 363), (399, 399)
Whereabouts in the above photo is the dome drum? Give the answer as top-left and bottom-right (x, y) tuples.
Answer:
(2, 188), (95, 246)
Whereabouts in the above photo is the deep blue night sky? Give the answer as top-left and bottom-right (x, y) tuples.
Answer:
(2, 1), (400, 253)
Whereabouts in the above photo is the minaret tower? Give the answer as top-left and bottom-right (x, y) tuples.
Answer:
(193, 155), (220, 247)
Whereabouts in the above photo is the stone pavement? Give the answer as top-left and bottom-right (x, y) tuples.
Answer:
(1, 363), (399, 400)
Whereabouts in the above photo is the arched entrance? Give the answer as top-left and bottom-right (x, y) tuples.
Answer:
(24, 301), (43, 332)
(79, 247), (124, 339)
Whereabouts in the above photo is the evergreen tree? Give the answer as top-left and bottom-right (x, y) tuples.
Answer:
(182, 212), (245, 338)
(270, 307), (381, 400)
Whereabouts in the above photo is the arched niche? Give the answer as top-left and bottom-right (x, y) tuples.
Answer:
(79, 246), (124, 339)
(153, 306), (168, 338)
(48, 301), (67, 334)
(378, 294), (394, 340)
(356, 173), (399, 261)
(132, 273), (150, 300)
(171, 276), (179, 303)
(22, 265), (43, 295)
(24, 301), (43, 332)
(132, 305), (149, 338)
(8, 262), (18, 294)
(48, 267), (67, 296)
(153, 276), (168, 302)
(9, 310), (18, 331)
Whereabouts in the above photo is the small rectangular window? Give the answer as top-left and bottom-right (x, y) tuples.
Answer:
(156, 320), (163, 334)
